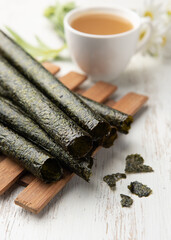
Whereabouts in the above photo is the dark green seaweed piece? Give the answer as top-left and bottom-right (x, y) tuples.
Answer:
(0, 123), (63, 182)
(78, 95), (133, 134)
(61, 156), (92, 182)
(84, 138), (104, 158)
(0, 30), (111, 140)
(120, 194), (133, 207)
(86, 127), (117, 155)
(0, 96), (92, 181)
(103, 173), (126, 190)
(0, 85), (8, 97)
(102, 127), (117, 148)
(128, 181), (152, 197)
(125, 154), (154, 173)
(0, 56), (93, 158)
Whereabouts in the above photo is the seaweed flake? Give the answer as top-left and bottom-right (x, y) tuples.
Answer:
(103, 173), (126, 190)
(120, 194), (133, 207)
(128, 181), (152, 197)
(125, 154), (153, 173)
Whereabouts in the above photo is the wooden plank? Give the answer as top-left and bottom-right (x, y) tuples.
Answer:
(15, 91), (148, 213)
(15, 172), (74, 214)
(105, 99), (116, 108)
(82, 81), (117, 102)
(0, 158), (24, 195)
(59, 72), (87, 90)
(42, 62), (60, 75)
(112, 92), (148, 115)
(75, 88), (85, 94)
(39, 63), (88, 91)
(17, 173), (35, 187)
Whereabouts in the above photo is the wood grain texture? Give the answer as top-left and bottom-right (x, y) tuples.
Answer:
(17, 173), (35, 187)
(59, 72), (87, 90)
(105, 99), (116, 107)
(106, 93), (148, 115)
(82, 81), (117, 102)
(42, 62), (60, 75)
(112, 92), (148, 115)
(15, 172), (74, 214)
(0, 158), (24, 195)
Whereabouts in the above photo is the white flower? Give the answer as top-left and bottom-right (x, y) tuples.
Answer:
(137, 0), (169, 57)
(140, 22), (167, 57)
(138, 0), (167, 24)
(166, 0), (171, 25)
(136, 0), (171, 58)
(161, 26), (171, 58)
(167, 1), (171, 16)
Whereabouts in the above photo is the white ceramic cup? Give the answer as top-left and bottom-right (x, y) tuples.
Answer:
(64, 6), (152, 80)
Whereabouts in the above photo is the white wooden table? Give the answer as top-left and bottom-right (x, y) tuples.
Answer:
(0, 0), (171, 239)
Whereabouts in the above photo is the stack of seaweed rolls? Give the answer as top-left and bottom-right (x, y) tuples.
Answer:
(0, 30), (133, 183)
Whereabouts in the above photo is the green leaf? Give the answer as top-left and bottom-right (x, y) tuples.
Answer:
(6, 26), (39, 52)
(6, 27), (67, 62)
(44, 2), (76, 41)
(35, 35), (50, 50)
(5, 2), (75, 62)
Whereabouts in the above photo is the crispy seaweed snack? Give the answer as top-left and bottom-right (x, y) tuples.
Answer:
(61, 157), (92, 182)
(103, 173), (126, 189)
(0, 96), (92, 181)
(0, 30), (111, 140)
(78, 95), (133, 134)
(0, 85), (117, 148)
(125, 154), (154, 173)
(0, 56), (93, 158)
(0, 85), (7, 97)
(86, 127), (117, 153)
(128, 181), (152, 197)
(0, 123), (63, 182)
(120, 194), (133, 207)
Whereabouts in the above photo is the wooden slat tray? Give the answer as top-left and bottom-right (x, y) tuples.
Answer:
(0, 62), (148, 214)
